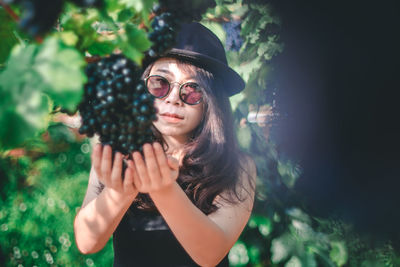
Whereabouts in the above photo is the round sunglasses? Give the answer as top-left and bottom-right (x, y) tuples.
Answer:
(144, 75), (203, 105)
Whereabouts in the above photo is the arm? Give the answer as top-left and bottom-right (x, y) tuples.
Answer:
(131, 143), (256, 266)
(74, 144), (138, 254)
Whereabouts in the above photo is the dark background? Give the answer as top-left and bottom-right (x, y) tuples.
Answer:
(270, 0), (400, 243)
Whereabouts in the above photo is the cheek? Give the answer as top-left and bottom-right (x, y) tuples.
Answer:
(189, 105), (204, 128)
(153, 99), (161, 112)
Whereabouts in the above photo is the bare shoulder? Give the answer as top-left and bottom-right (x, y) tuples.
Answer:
(213, 153), (257, 211)
(235, 153), (257, 204)
(207, 154), (257, 245)
(239, 154), (257, 187)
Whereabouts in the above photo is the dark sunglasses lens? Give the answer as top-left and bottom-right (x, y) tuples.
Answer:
(180, 83), (203, 105)
(146, 76), (170, 98)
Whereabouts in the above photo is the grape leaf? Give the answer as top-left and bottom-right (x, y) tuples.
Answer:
(34, 37), (86, 112)
(0, 45), (51, 149)
(61, 13), (98, 52)
(117, 8), (134, 22)
(329, 241), (348, 266)
(118, 24), (151, 65)
(88, 40), (116, 56)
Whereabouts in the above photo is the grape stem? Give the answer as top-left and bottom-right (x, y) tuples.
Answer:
(0, 1), (19, 21)
(0, 0), (43, 43)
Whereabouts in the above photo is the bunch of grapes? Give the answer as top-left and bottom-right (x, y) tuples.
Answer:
(147, 12), (180, 57)
(3, 0), (64, 36)
(147, 0), (216, 58)
(3, 0), (103, 36)
(68, 0), (103, 8)
(156, 0), (216, 23)
(222, 21), (244, 52)
(78, 54), (157, 155)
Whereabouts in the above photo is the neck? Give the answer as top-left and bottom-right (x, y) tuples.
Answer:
(162, 135), (189, 160)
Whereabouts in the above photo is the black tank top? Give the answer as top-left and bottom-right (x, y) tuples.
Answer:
(113, 206), (229, 267)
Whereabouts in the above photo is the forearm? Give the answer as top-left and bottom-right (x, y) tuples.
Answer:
(74, 187), (137, 254)
(149, 183), (231, 266)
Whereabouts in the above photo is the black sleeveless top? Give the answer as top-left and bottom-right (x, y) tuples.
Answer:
(113, 206), (229, 267)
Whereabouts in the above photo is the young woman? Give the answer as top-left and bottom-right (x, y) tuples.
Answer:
(74, 22), (256, 267)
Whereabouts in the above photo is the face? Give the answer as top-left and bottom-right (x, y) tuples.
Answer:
(148, 58), (204, 142)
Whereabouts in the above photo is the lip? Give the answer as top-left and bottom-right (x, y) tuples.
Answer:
(159, 112), (184, 123)
(160, 112), (184, 119)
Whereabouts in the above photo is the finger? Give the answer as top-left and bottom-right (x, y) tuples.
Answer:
(153, 142), (171, 180)
(123, 163), (134, 188)
(100, 145), (112, 178)
(126, 160), (141, 189)
(132, 151), (150, 188)
(92, 143), (103, 175)
(110, 152), (123, 183)
(143, 143), (162, 182)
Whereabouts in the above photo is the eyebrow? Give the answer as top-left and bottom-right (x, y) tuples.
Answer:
(152, 68), (196, 81)
(153, 68), (172, 75)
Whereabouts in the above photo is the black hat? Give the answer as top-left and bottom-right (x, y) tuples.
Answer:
(149, 22), (245, 96)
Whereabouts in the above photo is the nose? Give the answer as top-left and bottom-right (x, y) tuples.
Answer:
(164, 82), (183, 106)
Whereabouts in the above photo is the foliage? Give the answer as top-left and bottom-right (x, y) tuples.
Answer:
(0, 123), (113, 266)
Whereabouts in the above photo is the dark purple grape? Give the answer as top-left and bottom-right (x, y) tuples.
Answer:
(78, 54), (157, 155)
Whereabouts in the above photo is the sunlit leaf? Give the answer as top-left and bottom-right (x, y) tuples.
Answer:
(229, 241), (249, 267)
(271, 234), (294, 263)
(285, 256), (301, 267)
(291, 219), (314, 241)
(286, 208), (310, 224)
(118, 24), (151, 65)
(330, 241), (348, 266)
(236, 125), (252, 150)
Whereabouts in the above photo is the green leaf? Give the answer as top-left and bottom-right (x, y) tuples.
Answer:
(237, 57), (262, 83)
(120, 0), (156, 13)
(285, 256), (302, 267)
(61, 12), (98, 52)
(33, 37), (86, 111)
(228, 241), (249, 267)
(0, 44), (51, 149)
(248, 245), (261, 264)
(88, 40), (116, 56)
(248, 215), (273, 237)
(290, 219), (314, 241)
(119, 24), (151, 65)
(330, 241), (348, 266)
(117, 8), (134, 22)
(236, 125), (252, 150)
(229, 92), (245, 112)
(271, 234), (295, 263)
(56, 31), (79, 47)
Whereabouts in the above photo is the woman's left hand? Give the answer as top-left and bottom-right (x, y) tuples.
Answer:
(130, 142), (179, 194)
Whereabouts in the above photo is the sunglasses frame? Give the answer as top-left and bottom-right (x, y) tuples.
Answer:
(144, 75), (203, 105)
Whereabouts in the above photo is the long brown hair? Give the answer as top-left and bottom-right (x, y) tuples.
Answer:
(132, 58), (251, 214)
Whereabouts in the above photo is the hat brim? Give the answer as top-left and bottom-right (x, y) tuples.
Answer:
(165, 48), (245, 97)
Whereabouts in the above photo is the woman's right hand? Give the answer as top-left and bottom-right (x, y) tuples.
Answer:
(91, 144), (136, 195)
(75, 144), (138, 254)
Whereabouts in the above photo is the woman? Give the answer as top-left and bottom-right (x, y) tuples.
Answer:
(74, 22), (256, 267)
